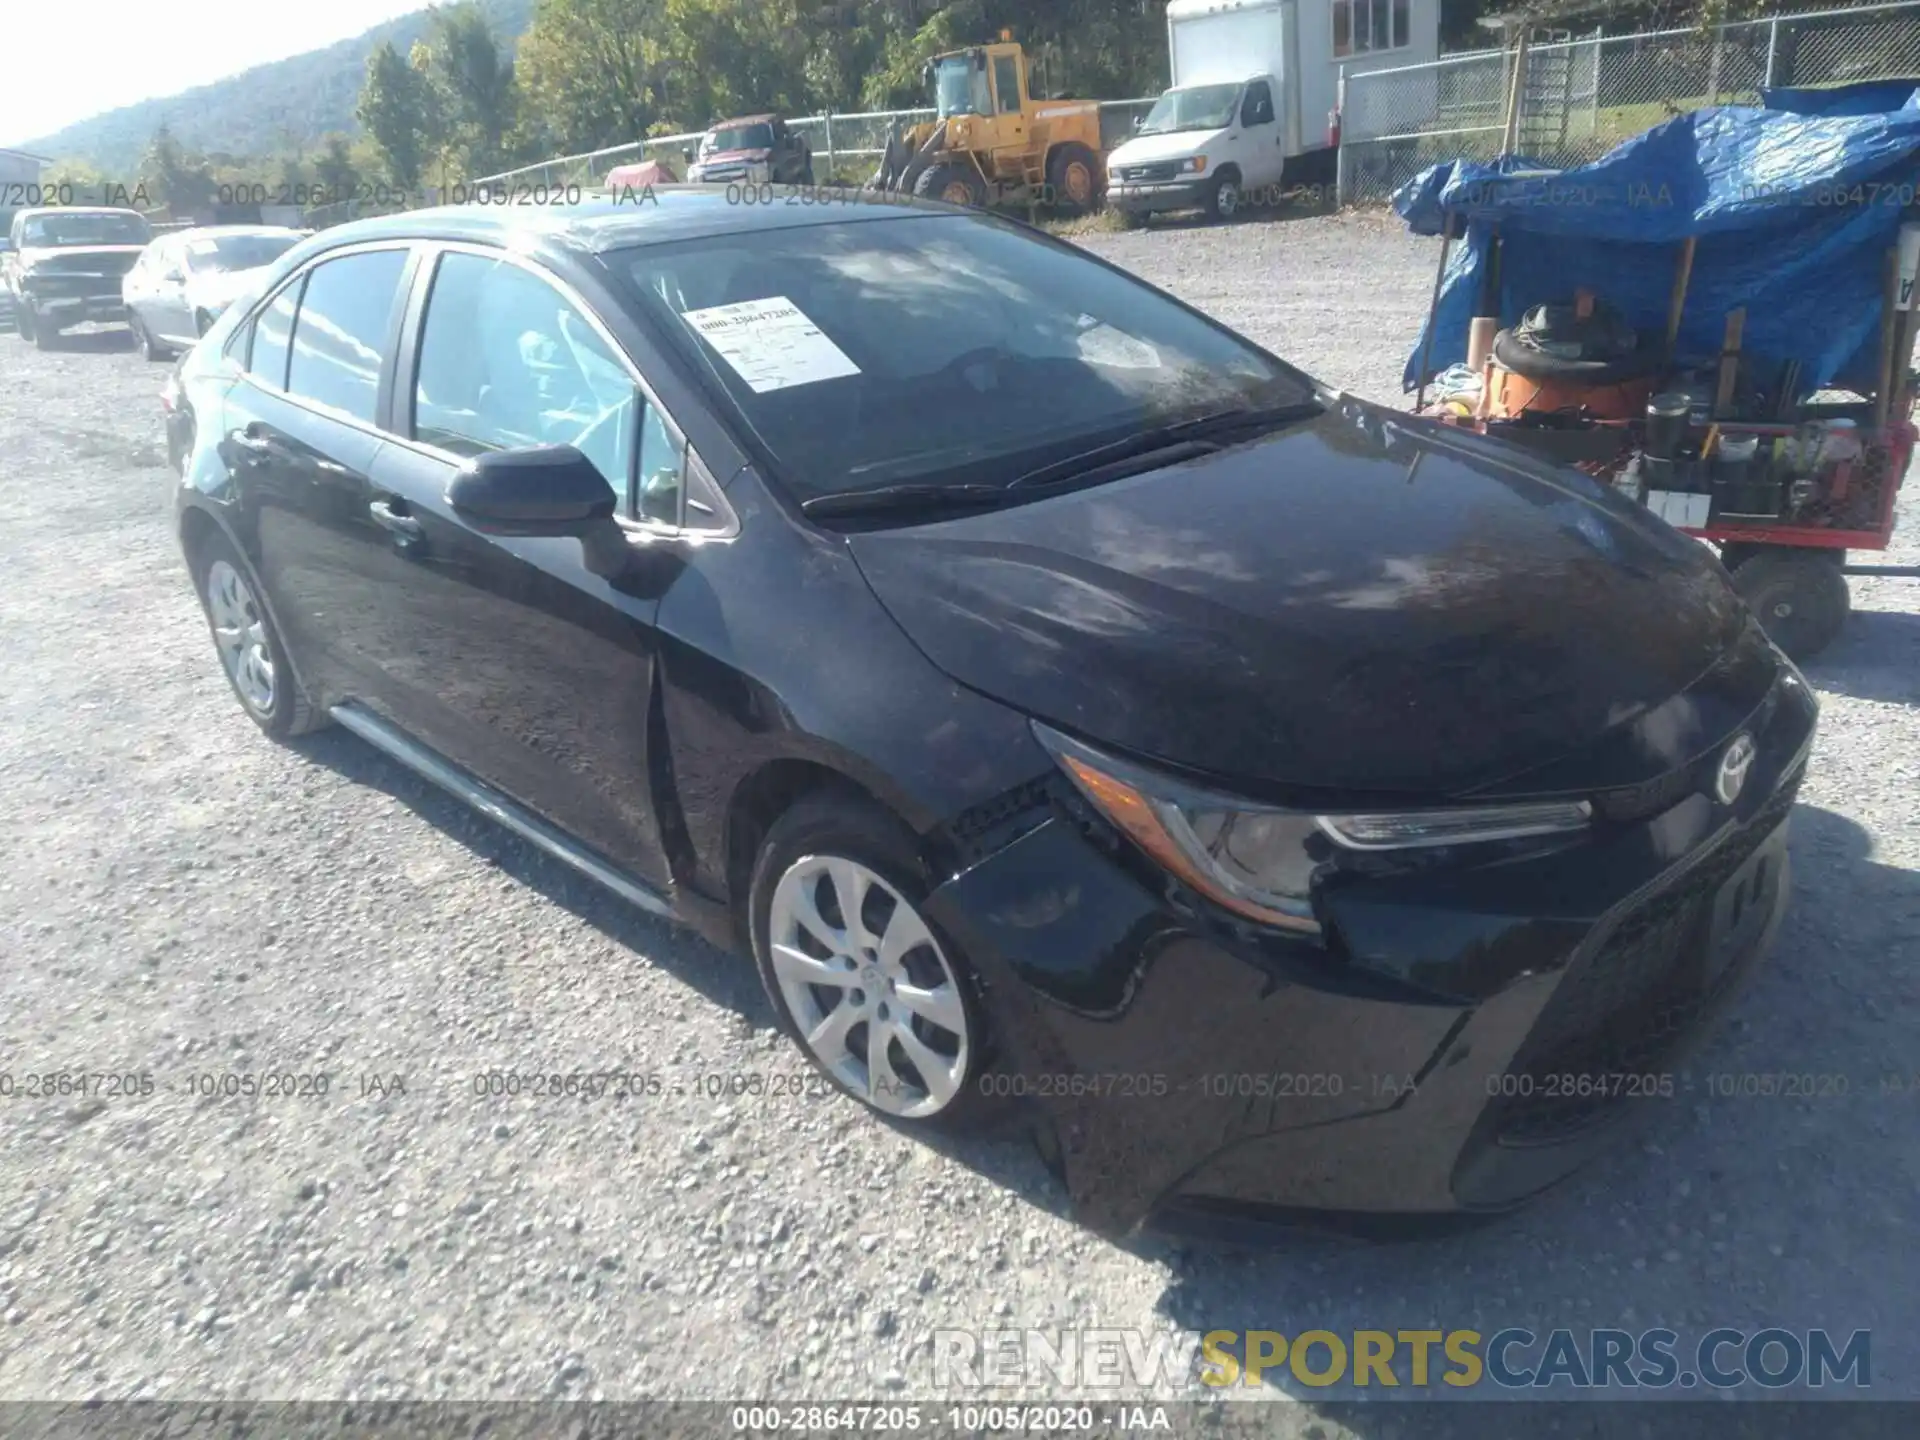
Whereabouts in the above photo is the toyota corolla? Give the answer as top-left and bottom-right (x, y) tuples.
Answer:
(163, 191), (1815, 1240)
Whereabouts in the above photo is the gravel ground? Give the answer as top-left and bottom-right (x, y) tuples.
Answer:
(2, 209), (1918, 1428)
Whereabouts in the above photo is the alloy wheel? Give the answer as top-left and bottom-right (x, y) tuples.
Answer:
(767, 855), (970, 1118)
(204, 558), (276, 715)
(1215, 179), (1242, 219)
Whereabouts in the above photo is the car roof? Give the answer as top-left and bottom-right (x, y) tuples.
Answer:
(305, 187), (959, 258)
(16, 206), (146, 219)
(173, 224), (305, 239)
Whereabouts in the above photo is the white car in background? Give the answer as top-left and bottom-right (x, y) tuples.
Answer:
(123, 224), (306, 360)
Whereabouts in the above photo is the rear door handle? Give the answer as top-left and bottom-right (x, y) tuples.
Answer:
(369, 499), (424, 539)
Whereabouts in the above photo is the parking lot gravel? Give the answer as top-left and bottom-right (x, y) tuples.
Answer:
(2, 208), (1918, 1429)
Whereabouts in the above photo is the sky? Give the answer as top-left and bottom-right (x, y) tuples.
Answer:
(0, 0), (429, 150)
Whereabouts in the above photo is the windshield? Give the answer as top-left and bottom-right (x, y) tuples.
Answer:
(20, 211), (151, 247)
(1139, 83), (1243, 135)
(617, 213), (1315, 505)
(933, 56), (990, 118)
(705, 124), (774, 153)
(184, 232), (300, 274)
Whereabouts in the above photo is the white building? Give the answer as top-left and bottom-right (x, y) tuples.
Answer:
(0, 147), (50, 188)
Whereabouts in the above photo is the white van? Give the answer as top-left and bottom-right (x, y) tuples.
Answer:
(1107, 0), (1439, 222)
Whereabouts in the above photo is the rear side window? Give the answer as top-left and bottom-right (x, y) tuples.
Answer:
(247, 278), (303, 390)
(286, 249), (408, 424)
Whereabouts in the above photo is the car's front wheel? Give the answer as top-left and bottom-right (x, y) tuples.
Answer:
(189, 530), (326, 739)
(750, 792), (993, 1130)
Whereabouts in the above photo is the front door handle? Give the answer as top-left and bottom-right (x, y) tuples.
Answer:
(369, 499), (424, 540)
(231, 425), (275, 454)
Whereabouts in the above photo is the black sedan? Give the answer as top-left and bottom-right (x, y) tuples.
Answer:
(164, 190), (1815, 1240)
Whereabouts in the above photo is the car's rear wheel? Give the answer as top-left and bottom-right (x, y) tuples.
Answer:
(750, 793), (994, 1131)
(189, 531), (326, 738)
(132, 313), (170, 362)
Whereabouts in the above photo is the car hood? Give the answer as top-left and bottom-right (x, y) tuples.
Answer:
(696, 148), (771, 166)
(19, 244), (147, 274)
(847, 400), (1773, 801)
(1110, 127), (1231, 166)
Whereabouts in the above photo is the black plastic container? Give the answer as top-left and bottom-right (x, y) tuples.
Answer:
(1646, 393), (1690, 458)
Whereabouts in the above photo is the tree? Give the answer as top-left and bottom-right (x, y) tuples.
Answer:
(516, 0), (666, 156)
(139, 124), (217, 216)
(423, 2), (521, 176)
(356, 40), (442, 190)
(314, 134), (362, 198)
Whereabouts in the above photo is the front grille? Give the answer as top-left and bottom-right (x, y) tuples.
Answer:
(1591, 760), (1703, 823)
(1493, 772), (1800, 1144)
(1119, 162), (1181, 183)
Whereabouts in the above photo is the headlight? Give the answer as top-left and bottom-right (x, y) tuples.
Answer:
(1033, 722), (1590, 935)
(1182, 155), (1207, 174)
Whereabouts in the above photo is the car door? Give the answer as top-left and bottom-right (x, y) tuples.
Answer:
(353, 244), (700, 887)
(1238, 78), (1284, 189)
(151, 238), (197, 343)
(229, 244), (416, 707)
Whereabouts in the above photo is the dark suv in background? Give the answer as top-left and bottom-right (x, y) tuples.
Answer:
(685, 114), (815, 186)
(4, 206), (152, 347)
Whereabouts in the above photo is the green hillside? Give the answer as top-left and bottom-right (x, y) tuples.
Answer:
(20, 0), (535, 176)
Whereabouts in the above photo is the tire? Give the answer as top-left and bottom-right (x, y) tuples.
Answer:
(30, 311), (58, 350)
(913, 161), (987, 208)
(1731, 549), (1851, 661)
(1045, 141), (1099, 214)
(187, 528), (327, 739)
(16, 302), (41, 346)
(749, 790), (998, 1133)
(132, 312), (170, 362)
(1204, 169), (1244, 222)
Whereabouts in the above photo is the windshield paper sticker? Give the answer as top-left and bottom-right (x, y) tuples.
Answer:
(680, 296), (861, 393)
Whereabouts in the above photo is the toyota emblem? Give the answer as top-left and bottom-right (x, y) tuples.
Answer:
(1714, 734), (1756, 806)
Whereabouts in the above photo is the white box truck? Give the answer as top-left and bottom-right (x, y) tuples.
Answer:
(1106, 0), (1439, 222)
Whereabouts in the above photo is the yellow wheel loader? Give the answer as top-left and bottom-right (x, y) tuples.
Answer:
(867, 39), (1106, 214)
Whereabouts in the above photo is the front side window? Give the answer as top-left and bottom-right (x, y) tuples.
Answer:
(618, 213), (1313, 507)
(1137, 83), (1242, 135)
(247, 277), (304, 390)
(1242, 80), (1276, 127)
(412, 250), (642, 499)
(286, 249), (408, 424)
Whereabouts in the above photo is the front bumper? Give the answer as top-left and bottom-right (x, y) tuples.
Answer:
(924, 672), (1815, 1240)
(1106, 178), (1210, 213)
(25, 289), (129, 327)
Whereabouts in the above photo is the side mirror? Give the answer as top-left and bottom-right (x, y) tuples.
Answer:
(446, 444), (617, 536)
(1132, 116), (1144, 130)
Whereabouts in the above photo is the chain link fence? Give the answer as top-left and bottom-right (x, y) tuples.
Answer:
(442, 98), (1157, 214)
(1339, 0), (1920, 206)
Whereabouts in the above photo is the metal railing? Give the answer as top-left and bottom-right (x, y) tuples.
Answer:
(1339, 0), (1920, 205)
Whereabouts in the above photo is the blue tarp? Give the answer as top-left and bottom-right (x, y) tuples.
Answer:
(1396, 84), (1920, 394)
